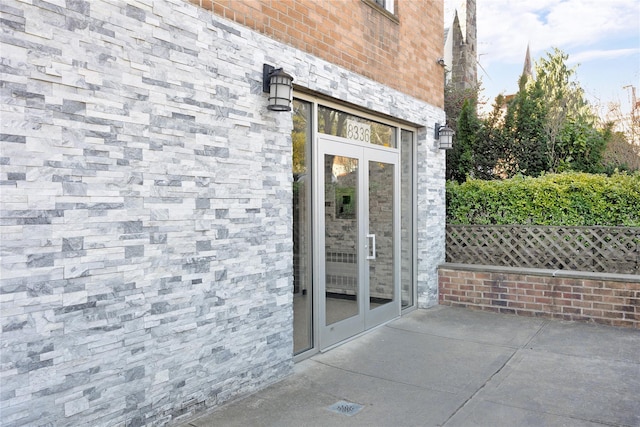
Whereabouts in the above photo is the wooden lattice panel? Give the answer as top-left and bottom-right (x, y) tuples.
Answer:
(446, 225), (640, 274)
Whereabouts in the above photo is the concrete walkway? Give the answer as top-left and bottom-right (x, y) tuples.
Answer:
(183, 306), (640, 426)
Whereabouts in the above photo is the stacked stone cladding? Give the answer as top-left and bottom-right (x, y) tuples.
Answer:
(0, 0), (445, 425)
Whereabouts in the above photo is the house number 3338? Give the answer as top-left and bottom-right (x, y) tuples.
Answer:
(346, 120), (370, 143)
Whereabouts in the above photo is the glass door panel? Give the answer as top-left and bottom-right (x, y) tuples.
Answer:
(292, 99), (313, 355)
(400, 129), (414, 309)
(324, 153), (359, 325)
(364, 148), (399, 329)
(368, 160), (395, 310)
(318, 139), (365, 349)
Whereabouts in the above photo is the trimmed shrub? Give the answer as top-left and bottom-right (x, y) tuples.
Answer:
(446, 172), (640, 226)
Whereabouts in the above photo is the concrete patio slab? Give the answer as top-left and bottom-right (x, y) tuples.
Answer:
(185, 359), (464, 427)
(182, 306), (640, 427)
(472, 349), (640, 426)
(388, 305), (546, 347)
(312, 326), (516, 395)
(444, 400), (607, 427)
(527, 320), (640, 363)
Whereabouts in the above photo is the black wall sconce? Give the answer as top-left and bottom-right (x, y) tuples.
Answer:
(434, 123), (455, 149)
(263, 64), (294, 111)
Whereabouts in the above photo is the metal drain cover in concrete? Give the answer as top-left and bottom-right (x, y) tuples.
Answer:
(326, 400), (364, 416)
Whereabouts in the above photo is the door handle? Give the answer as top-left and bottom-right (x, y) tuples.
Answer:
(366, 234), (376, 260)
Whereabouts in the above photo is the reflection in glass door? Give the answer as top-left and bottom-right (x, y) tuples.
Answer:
(292, 99), (313, 355)
(400, 129), (414, 309)
(324, 152), (360, 325)
(368, 159), (395, 312)
(321, 144), (363, 346)
(364, 148), (399, 330)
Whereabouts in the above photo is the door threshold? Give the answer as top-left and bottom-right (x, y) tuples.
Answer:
(319, 315), (400, 353)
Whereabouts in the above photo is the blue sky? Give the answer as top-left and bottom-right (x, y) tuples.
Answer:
(444, 0), (640, 117)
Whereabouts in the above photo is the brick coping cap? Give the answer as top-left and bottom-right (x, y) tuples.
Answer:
(439, 263), (640, 284)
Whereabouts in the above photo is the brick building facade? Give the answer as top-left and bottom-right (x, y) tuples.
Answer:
(0, 1), (447, 425)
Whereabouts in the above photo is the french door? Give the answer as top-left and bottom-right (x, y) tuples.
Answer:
(316, 135), (400, 349)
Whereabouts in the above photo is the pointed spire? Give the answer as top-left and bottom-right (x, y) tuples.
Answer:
(522, 44), (532, 78)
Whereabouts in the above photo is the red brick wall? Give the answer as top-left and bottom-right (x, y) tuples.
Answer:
(187, 0), (444, 107)
(439, 266), (640, 329)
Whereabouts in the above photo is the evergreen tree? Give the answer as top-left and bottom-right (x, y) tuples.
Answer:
(534, 48), (605, 172)
(474, 95), (509, 179)
(447, 99), (480, 181)
(444, 79), (482, 182)
(478, 48), (604, 179)
(444, 48), (607, 182)
(502, 74), (549, 177)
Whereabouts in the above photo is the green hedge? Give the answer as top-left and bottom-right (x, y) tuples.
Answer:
(446, 172), (640, 226)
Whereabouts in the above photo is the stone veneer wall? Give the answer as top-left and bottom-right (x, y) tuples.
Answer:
(1, 0), (445, 425)
(439, 264), (640, 328)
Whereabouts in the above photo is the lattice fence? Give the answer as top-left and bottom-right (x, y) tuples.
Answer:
(446, 225), (640, 274)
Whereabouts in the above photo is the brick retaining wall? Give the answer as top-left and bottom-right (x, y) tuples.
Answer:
(439, 264), (640, 328)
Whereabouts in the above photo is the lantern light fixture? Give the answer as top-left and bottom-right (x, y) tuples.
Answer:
(263, 64), (294, 112)
(434, 123), (455, 149)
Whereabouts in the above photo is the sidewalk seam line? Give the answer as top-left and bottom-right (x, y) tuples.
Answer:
(310, 359), (458, 395)
(440, 319), (549, 426)
(384, 324), (521, 350)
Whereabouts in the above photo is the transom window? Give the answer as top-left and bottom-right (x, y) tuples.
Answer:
(317, 105), (397, 148)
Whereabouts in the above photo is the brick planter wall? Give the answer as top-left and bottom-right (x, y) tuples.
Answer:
(439, 264), (640, 328)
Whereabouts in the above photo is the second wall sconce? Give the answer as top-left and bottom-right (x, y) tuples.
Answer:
(435, 123), (455, 149)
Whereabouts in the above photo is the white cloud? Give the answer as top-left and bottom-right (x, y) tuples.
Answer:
(445, 0), (640, 113)
(449, 0), (640, 65)
(569, 48), (640, 64)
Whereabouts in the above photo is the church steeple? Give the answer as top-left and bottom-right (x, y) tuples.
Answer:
(445, 0), (477, 91)
(522, 44), (532, 78)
